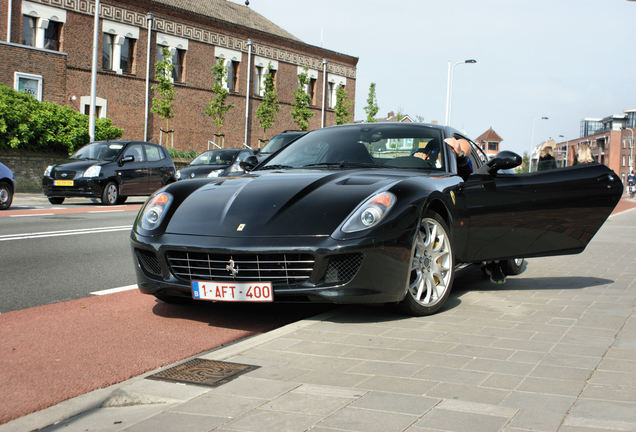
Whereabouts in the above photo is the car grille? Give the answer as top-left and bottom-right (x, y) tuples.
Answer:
(135, 249), (162, 277)
(166, 251), (315, 287)
(323, 254), (363, 284)
(53, 170), (78, 180)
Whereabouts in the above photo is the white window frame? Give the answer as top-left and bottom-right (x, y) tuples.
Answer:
(297, 66), (318, 100)
(14, 72), (42, 101)
(102, 20), (139, 75)
(157, 33), (188, 83)
(254, 57), (278, 96)
(21, 1), (66, 49)
(80, 96), (107, 119)
(327, 73), (346, 109)
(214, 47), (241, 91)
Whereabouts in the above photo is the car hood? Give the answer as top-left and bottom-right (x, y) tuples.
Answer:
(165, 169), (402, 237)
(52, 159), (108, 171)
(179, 165), (228, 178)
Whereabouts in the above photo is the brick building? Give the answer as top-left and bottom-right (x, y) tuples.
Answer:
(475, 127), (503, 159)
(0, 0), (358, 151)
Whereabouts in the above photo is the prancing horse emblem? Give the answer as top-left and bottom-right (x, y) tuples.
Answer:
(226, 259), (239, 277)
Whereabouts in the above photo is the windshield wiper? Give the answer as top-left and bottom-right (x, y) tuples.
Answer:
(302, 162), (379, 169)
(260, 164), (294, 170)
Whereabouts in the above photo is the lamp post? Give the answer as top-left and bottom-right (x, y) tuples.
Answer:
(444, 59), (476, 126)
(529, 116), (549, 172)
(321, 59), (327, 128)
(243, 39), (252, 148)
(143, 13), (154, 141)
(88, 0), (100, 141)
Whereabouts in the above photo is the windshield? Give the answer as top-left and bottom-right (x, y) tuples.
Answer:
(191, 150), (238, 165)
(259, 125), (446, 171)
(70, 142), (123, 161)
(261, 133), (302, 154)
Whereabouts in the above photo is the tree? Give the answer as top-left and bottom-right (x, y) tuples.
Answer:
(516, 152), (530, 173)
(334, 85), (352, 125)
(205, 58), (235, 145)
(150, 46), (175, 145)
(290, 67), (314, 131)
(364, 82), (379, 123)
(255, 64), (279, 140)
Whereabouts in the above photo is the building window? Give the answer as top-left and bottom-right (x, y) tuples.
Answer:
(80, 96), (107, 119)
(171, 48), (185, 82)
(487, 142), (498, 152)
(43, 20), (61, 51)
(20, 2), (67, 50)
(226, 60), (239, 92)
(254, 66), (264, 96)
(102, 33), (114, 70)
(327, 82), (334, 108)
(22, 15), (36, 46)
(14, 72), (42, 101)
(307, 78), (316, 105)
(120, 37), (135, 74)
(623, 156), (626, 167)
(327, 73), (346, 109)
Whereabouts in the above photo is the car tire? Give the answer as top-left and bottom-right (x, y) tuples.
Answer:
(48, 197), (65, 205)
(398, 210), (455, 316)
(101, 181), (119, 205)
(0, 181), (13, 210)
(116, 195), (128, 204)
(502, 258), (525, 276)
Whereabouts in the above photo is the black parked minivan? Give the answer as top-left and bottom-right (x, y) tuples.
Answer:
(42, 140), (176, 205)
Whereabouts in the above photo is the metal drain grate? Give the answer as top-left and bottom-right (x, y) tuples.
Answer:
(146, 358), (259, 387)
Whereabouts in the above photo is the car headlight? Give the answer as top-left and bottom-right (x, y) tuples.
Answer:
(341, 192), (396, 233)
(44, 165), (53, 177)
(83, 165), (101, 178)
(207, 169), (223, 178)
(140, 192), (173, 230)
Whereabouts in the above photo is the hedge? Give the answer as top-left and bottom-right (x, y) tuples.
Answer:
(0, 84), (123, 155)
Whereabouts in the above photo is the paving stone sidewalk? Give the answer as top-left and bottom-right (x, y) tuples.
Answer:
(2, 209), (635, 432)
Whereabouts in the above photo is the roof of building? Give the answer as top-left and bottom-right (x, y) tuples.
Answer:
(152, 0), (301, 42)
(376, 111), (414, 123)
(475, 127), (503, 143)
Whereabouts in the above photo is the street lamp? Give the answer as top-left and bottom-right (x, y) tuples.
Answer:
(529, 116), (549, 171)
(143, 13), (154, 142)
(88, 0), (101, 141)
(444, 59), (476, 125)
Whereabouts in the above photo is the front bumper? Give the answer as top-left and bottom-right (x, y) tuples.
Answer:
(130, 230), (414, 305)
(42, 177), (104, 198)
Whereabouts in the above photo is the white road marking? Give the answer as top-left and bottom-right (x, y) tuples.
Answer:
(88, 210), (125, 214)
(90, 285), (138, 295)
(0, 225), (132, 241)
(10, 213), (54, 218)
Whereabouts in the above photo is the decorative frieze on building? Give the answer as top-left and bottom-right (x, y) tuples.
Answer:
(29, 0), (357, 78)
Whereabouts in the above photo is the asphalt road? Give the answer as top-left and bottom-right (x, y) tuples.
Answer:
(0, 195), (146, 313)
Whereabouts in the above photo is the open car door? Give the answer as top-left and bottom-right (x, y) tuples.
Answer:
(456, 162), (622, 263)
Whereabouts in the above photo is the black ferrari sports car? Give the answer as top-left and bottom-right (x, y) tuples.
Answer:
(130, 123), (622, 316)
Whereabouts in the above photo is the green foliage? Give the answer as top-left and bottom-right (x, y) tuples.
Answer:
(167, 147), (197, 159)
(290, 67), (314, 131)
(151, 47), (175, 133)
(205, 58), (235, 135)
(334, 85), (352, 125)
(516, 152), (530, 173)
(0, 84), (122, 154)
(255, 64), (280, 140)
(364, 82), (379, 123)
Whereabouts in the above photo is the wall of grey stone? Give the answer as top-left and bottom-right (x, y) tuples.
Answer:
(0, 151), (66, 193)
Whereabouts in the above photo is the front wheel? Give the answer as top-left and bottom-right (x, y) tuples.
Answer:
(48, 197), (65, 205)
(503, 258), (525, 275)
(101, 181), (119, 205)
(0, 181), (13, 210)
(398, 211), (455, 316)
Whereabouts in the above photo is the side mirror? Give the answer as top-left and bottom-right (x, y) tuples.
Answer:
(239, 155), (259, 172)
(119, 155), (135, 166)
(486, 150), (521, 174)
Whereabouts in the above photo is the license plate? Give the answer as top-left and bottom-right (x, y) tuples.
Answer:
(54, 180), (74, 186)
(192, 281), (273, 302)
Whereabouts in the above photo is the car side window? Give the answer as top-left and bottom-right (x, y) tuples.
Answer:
(124, 144), (146, 162)
(145, 145), (164, 162)
(237, 151), (251, 162)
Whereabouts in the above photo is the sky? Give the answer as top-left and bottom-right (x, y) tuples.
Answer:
(247, 0), (636, 156)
